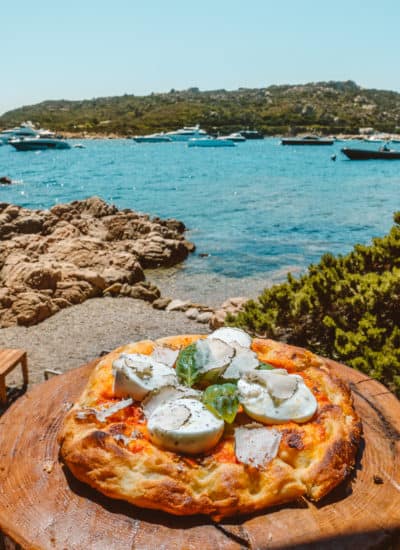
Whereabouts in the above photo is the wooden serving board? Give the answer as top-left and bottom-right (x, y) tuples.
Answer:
(0, 356), (399, 550)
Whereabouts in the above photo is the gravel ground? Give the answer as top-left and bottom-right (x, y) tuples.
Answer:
(0, 297), (209, 390)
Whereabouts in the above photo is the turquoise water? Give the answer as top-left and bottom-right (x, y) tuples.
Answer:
(0, 139), (398, 303)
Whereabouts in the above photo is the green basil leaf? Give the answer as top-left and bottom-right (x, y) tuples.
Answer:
(257, 362), (275, 370)
(202, 383), (239, 424)
(176, 343), (201, 387)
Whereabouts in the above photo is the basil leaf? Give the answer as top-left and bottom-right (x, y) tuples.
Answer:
(176, 343), (201, 387)
(257, 362), (275, 370)
(202, 383), (239, 424)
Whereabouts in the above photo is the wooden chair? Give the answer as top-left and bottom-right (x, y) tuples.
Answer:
(0, 349), (28, 405)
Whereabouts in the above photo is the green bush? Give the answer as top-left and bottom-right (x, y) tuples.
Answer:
(227, 213), (400, 396)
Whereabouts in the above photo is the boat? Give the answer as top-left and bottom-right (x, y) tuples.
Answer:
(281, 135), (334, 145)
(133, 133), (172, 143)
(188, 137), (236, 147)
(364, 134), (390, 143)
(217, 132), (246, 142)
(10, 137), (71, 151)
(0, 122), (39, 143)
(238, 130), (264, 140)
(165, 124), (209, 141)
(341, 147), (400, 160)
(0, 122), (56, 143)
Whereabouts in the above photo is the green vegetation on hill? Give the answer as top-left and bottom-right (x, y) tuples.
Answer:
(2, 81), (400, 136)
(227, 213), (400, 397)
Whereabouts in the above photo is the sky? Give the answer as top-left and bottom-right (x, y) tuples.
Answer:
(2, 0), (400, 115)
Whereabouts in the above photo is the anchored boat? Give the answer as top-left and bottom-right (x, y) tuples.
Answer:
(188, 137), (236, 147)
(281, 135), (334, 145)
(10, 137), (71, 151)
(341, 147), (400, 160)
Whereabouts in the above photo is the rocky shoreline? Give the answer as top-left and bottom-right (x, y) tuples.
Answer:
(0, 196), (248, 331)
(0, 196), (195, 327)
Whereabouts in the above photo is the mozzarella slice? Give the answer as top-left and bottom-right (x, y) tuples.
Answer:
(234, 424), (281, 468)
(238, 375), (317, 424)
(208, 327), (252, 348)
(142, 384), (202, 419)
(148, 398), (225, 454)
(112, 353), (178, 400)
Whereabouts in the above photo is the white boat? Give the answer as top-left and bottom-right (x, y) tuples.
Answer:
(165, 124), (209, 141)
(0, 121), (56, 143)
(364, 134), (390, 143)
(10, 137), (71, 151)
(0, 122), (39, 143)
(133, 133), (172, 143)
(217, 132), (246, 142)
(188, 137), (236, 148)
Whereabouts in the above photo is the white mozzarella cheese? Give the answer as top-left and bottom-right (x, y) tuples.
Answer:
(112, 353), (178, 400)
(147, 398), (225, 454)
(238, 374), (317, 424)
(208, 327), (252, 348)
(234, 424), (282, 468)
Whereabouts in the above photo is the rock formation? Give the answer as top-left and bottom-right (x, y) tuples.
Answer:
(0, 197), (194, 327)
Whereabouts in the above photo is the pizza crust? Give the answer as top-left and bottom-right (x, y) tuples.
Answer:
(58, 335), (362, 519)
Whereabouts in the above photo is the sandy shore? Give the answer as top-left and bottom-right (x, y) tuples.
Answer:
(0, 297), (209, 390)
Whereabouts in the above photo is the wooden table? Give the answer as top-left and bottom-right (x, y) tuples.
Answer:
(0, 348), (28, 405)
(0, 357), (399, 549)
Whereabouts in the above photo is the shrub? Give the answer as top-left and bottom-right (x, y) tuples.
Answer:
(228, 213), (400, 396)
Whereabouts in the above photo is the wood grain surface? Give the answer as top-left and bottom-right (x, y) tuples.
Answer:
(0, 354), (399, 550)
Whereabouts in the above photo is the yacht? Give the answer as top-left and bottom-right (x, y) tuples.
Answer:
(165, 124), (209, 141)
(187, 137), (236, 148)
(217, 132), (246, 142)
(10, 137), (71, 151)
(133, 133), (172, 143)
(0, 122), (56, 143)
(281, 135), (334, 145)
(0, 122), (39, 143)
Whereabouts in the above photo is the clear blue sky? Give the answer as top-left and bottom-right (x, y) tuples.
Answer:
(2, 0), (400, 115)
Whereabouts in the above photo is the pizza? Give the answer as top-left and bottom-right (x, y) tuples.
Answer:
(58, 328), (362, 520)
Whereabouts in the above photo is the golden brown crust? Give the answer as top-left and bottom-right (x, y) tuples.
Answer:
(58, 335), (361, 519)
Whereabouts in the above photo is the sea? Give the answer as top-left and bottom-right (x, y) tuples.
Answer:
(0, 138), (399, 305)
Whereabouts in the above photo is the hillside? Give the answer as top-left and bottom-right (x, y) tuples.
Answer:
(2, 81), (400, 136)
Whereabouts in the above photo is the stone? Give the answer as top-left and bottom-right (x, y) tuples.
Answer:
(103, 283), (123, 296)
(209, 296), (249, 329)
(196, 311), (213, 324)
(166, 299), (191, 312)
(152, 297), (172, 310)
(185, 307), (199, 320)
